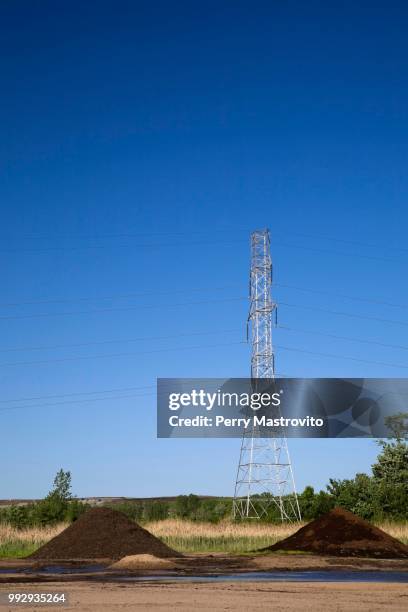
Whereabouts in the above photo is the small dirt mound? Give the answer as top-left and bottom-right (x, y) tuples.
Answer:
(29, 507), (181, 560)
(109, 554), (176, 570)
(261, 507), (408, 559)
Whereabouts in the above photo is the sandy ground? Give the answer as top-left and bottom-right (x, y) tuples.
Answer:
(0, 580), (407, 611)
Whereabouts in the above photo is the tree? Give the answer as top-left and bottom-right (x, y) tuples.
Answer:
(368, 417), (408, 519)
(174, 494), (200, 519)
(49, 469), (72, 501)
(372, 439), (408, 489)
(384, 412), (408, 440)
(143, 501), (169, 521)
(33, 469), (74, 525)
(326, 473), (382, 520)
(4, 505), (31, 529)
(312, 490), (334, 518)
(64, 499), (89, 522)
(298, 486), (316, 520)
(324, 437), (408, 521)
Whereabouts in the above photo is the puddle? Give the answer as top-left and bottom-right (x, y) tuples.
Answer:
(0, 567), (407, 583)
(109, 570), (408, 584)
(0, 564), (105, 575)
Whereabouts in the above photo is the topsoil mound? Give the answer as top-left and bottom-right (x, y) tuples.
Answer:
(261, 507), (408, 559)
(29, 507), (181, 560)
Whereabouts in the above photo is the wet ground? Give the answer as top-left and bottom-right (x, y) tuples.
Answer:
(0, 553), (407, 585)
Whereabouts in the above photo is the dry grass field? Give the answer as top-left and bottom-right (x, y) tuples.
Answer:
(146, 518), (303, 552)
(1, 518), (407, 557)
(0, 523), (68, 557)
(146, 518), (408, 553)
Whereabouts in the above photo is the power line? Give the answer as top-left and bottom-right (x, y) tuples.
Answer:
(273, 241), (400, 263)
(0, 328), (242, 353)
(0, 238), (247, 254)
(1, 317), (406, 364)
(1, 294), (407, 327)
(0, 285), (241, 308)
(0, 370), (289, 407)
(2, 227), (407, 253)
(277, 324), (408, 353)
(275, 344), (408, 370)
(286, 230), (408, 254)
(280, 301), (408, 328)
(2, 280), (407, 313)
(0, 296), (247, 321)
(0, 340), (246, 368)
(2, 322), (407, 360)
(1, 236), (404, 263)
(0, 385), (155, 404)
(0, 391), (156, 414)
(0, 228), (251, 240)
(275, 282), (408, 310)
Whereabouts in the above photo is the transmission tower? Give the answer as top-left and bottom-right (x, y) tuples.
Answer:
(233, 229), (301, 521)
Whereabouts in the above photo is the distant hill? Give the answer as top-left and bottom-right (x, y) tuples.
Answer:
(0, 495), (229, 507)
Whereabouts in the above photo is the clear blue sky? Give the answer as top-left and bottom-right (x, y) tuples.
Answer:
(1, 1), (408, 499)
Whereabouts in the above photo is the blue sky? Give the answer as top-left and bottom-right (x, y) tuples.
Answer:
(1, 1), (408, 498)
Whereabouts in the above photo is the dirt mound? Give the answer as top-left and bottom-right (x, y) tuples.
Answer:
(29, 507), (181, 560)
(109, 554), (176, 570)
(261, 507), (408, 559)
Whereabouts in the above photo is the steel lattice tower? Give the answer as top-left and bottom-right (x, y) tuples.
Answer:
(232, 229), (301, 521)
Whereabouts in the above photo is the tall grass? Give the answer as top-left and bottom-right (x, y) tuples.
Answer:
(0, 519), (407, 557)
(145, 519), (408, 553)
(0, 523), (67, 558)
(376, 521), (408, 545)
(145, 519), (304, 553)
